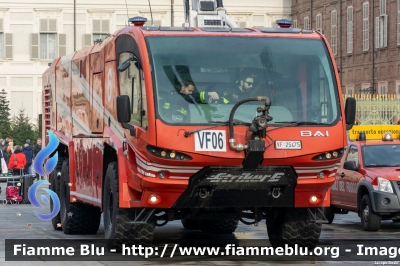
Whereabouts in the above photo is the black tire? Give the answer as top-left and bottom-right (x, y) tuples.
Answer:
(59, 160), (101, 234)
(199, 218), (239, 234)
(266, 208), (321, 248)
(360, 194), (381, 231)
(50, 159), (64, 230)
(323, 207), (335, 224)
(181, 217), (200, 230)
(103, 162), (155, 251)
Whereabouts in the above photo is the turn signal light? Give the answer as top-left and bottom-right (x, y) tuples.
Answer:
(147, 145), (192, 160)
(312, 148), (345, 161)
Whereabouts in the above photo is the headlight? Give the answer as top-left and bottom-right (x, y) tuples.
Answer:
(377, 177), (393, 193)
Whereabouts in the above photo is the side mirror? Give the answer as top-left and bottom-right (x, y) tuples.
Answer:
(116, 95), (135, 136)
(345, 97), (356, 130)
(343, 160), (358, 171)
(117, 60), (131, 72)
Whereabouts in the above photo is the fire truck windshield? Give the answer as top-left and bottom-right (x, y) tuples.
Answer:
(146, 36), (339, 125)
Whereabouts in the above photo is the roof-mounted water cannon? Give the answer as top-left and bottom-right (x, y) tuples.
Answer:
(182, 0), (238, 28)
(276, 19), (293, 28)
(129, 16), (147, 27)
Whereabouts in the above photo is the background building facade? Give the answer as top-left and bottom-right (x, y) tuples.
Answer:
(0, 0), (291, 123)
(291, 0), (400, 96)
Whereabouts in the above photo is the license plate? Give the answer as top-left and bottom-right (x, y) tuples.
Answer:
(195, 130), (226, 152)
(275, 140), (302, 150)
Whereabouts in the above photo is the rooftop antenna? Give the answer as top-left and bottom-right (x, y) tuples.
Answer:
(124, 0), (129, 26)
(148, 0), (154, 26)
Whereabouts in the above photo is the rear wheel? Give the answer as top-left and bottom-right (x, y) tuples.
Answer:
(50, 159), (64, 230)
(360, 194), (381, 231)
(59, 160), (101, 234)
(103, 162), (155, 251)
(199, 218), (239, 234)
(266, 208), (321, 248)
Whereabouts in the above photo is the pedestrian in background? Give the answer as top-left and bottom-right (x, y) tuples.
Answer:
(23, 143), (33, 175)
(8, 145), (26, 175)
(3, 144), (12, 165)
(33, 138), (42, 179)
(33, 138), (42, 158)
(0, 139), (4, 151)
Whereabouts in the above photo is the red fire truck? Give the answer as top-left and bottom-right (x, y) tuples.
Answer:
(43, 0), (355, 249)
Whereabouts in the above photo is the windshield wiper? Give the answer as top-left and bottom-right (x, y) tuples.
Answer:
(365, 164), (393, 167)
(212, 119), (249, 125)
(183, 121), (244, 138)
(275, 121), (329, 126)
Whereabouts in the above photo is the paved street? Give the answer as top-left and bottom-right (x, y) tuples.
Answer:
(1, 181), (399, 266)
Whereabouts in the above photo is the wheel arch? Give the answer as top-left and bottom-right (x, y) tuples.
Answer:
(101, 143), (118, 210)
(357, 181), (375, 213)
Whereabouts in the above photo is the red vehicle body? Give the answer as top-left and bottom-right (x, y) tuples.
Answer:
(325, 125), (400, 231)
(42, 19), (355, 248)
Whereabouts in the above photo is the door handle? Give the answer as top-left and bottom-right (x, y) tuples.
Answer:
(340, 172), (345, 178)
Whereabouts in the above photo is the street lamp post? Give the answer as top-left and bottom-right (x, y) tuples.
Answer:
(74, 0), (76, 51)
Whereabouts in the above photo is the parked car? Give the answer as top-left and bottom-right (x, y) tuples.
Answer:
(324, 125), (400, 231)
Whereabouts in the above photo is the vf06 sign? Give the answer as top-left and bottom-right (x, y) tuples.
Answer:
(195, 130), (226, 152)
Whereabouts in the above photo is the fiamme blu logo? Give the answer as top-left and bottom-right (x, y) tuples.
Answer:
(28, 131), (60, 221)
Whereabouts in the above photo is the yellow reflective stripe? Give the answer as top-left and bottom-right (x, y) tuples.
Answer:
(222, 97), (229, 104)
(163, 102), (170, 109)
(200, 91), (205, 103)
(177, 108), (187, 115)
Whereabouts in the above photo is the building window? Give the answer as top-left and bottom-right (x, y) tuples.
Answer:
(93, 19), (110, 42)
(40, 34), (56, 59)
(396, 81), (400, 94)
(376, 0), (387, 48)
(363, 2), (369, 51)
(316, 14), (322, 32)
(362, 83), (371, 94)
(346, 85), (354, 95)
(304, 17), (310, 29)
(293, 20), (298, 28)
(39, 19), (57, 59)
(347, 6), (353, 53)
(0, 33), (2, 59)
(379, 81), (387, 94)
(0, 18), (12, 60)
(30, 18), (65, 60)
(331, 10), (337, 55)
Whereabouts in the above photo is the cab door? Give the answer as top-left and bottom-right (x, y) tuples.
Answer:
(331, 146), (347, 205)
(339, 145), (362, 210)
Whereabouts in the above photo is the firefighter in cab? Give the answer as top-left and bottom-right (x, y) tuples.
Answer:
(199, 70), (258, 104)
(160, 80), (197, 123)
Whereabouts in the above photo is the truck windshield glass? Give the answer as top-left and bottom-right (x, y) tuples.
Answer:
(147, 36), (339, 125)
(362, 145), (400, 167)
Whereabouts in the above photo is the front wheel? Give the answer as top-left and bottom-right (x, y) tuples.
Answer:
(360, 194), (381, 231)
(266, 208), (321, 248)
(103, 162), (155, 250)
(323, 207), (335, 224)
